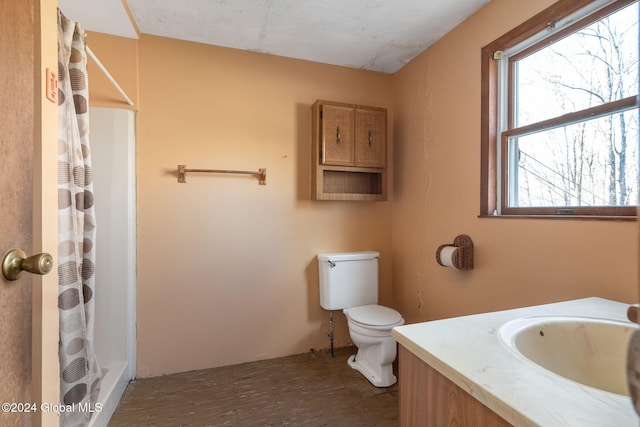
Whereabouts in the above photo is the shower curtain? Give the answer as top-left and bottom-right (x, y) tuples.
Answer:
(57, 12), (101, 426)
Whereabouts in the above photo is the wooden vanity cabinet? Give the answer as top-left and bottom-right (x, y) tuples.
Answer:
(311, 100), (387, 201)
(398, 346), (512, 427)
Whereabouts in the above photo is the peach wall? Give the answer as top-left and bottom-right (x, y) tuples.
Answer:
(86, 32), (138, 110)
(87, 0), (639, 379)
(132, 36), (394, 376)
(87, 32), (395, 378)
(391, 0), (639, 324)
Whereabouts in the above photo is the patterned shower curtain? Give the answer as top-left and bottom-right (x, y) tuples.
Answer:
(57, 12), (101, 426)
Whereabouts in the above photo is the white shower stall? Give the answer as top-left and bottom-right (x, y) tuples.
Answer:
(87, 107), (137, 426)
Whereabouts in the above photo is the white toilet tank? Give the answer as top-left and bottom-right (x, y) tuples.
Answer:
(318, 251), (379, 310)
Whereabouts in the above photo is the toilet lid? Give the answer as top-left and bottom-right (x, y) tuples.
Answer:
(347, 304), (403, 327)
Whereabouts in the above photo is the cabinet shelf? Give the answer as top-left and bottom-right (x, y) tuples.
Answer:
(318, 168), (385, 201)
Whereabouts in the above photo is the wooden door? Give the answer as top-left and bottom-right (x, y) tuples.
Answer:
(321, 104), (354, 166)
(0, 1), (59, 426)
(0, 2), (37, 424)
(355, 108), (386, 167)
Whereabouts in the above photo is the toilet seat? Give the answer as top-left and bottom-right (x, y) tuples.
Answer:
(345, 304), (404, 330)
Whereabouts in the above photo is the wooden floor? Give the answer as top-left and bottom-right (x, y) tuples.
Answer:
(109, 346), (399, 426)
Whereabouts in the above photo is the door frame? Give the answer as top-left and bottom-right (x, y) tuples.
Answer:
(33, 0), (61, 425)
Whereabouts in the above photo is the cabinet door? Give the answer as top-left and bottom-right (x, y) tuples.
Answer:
(355, 108), (386, 167)
(321, 104), (354, 165)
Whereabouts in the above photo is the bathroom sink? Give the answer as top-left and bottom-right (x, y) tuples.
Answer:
(499, 316), (637, 396)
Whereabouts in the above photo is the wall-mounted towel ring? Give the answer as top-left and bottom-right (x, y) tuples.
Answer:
(436, 235), (474, 270)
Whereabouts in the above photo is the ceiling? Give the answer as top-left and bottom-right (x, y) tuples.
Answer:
(59, 0), (490, 74)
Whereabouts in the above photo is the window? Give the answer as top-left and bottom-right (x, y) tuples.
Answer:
(481, 0), (639, 218)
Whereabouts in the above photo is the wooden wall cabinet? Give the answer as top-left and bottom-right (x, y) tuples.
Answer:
(311, 100), (387, 201)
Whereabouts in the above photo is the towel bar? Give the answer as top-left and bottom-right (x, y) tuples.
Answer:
(177, 165), (266, 185)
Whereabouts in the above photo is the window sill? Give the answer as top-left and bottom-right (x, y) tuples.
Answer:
(478, 214), (638, 221)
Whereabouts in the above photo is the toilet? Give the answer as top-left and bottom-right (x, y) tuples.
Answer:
(317, 251), (404, 387)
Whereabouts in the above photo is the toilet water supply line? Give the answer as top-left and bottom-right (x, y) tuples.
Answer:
(327, 258), (336, 357)
(328, 311), (334, 357)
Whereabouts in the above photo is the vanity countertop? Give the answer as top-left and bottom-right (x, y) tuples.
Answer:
(391, 297), (639, 427)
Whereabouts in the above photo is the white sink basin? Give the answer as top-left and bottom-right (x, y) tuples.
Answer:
(499, 316), (637, 396)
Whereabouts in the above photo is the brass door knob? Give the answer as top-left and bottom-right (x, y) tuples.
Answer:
(2, 249), (53, 281)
